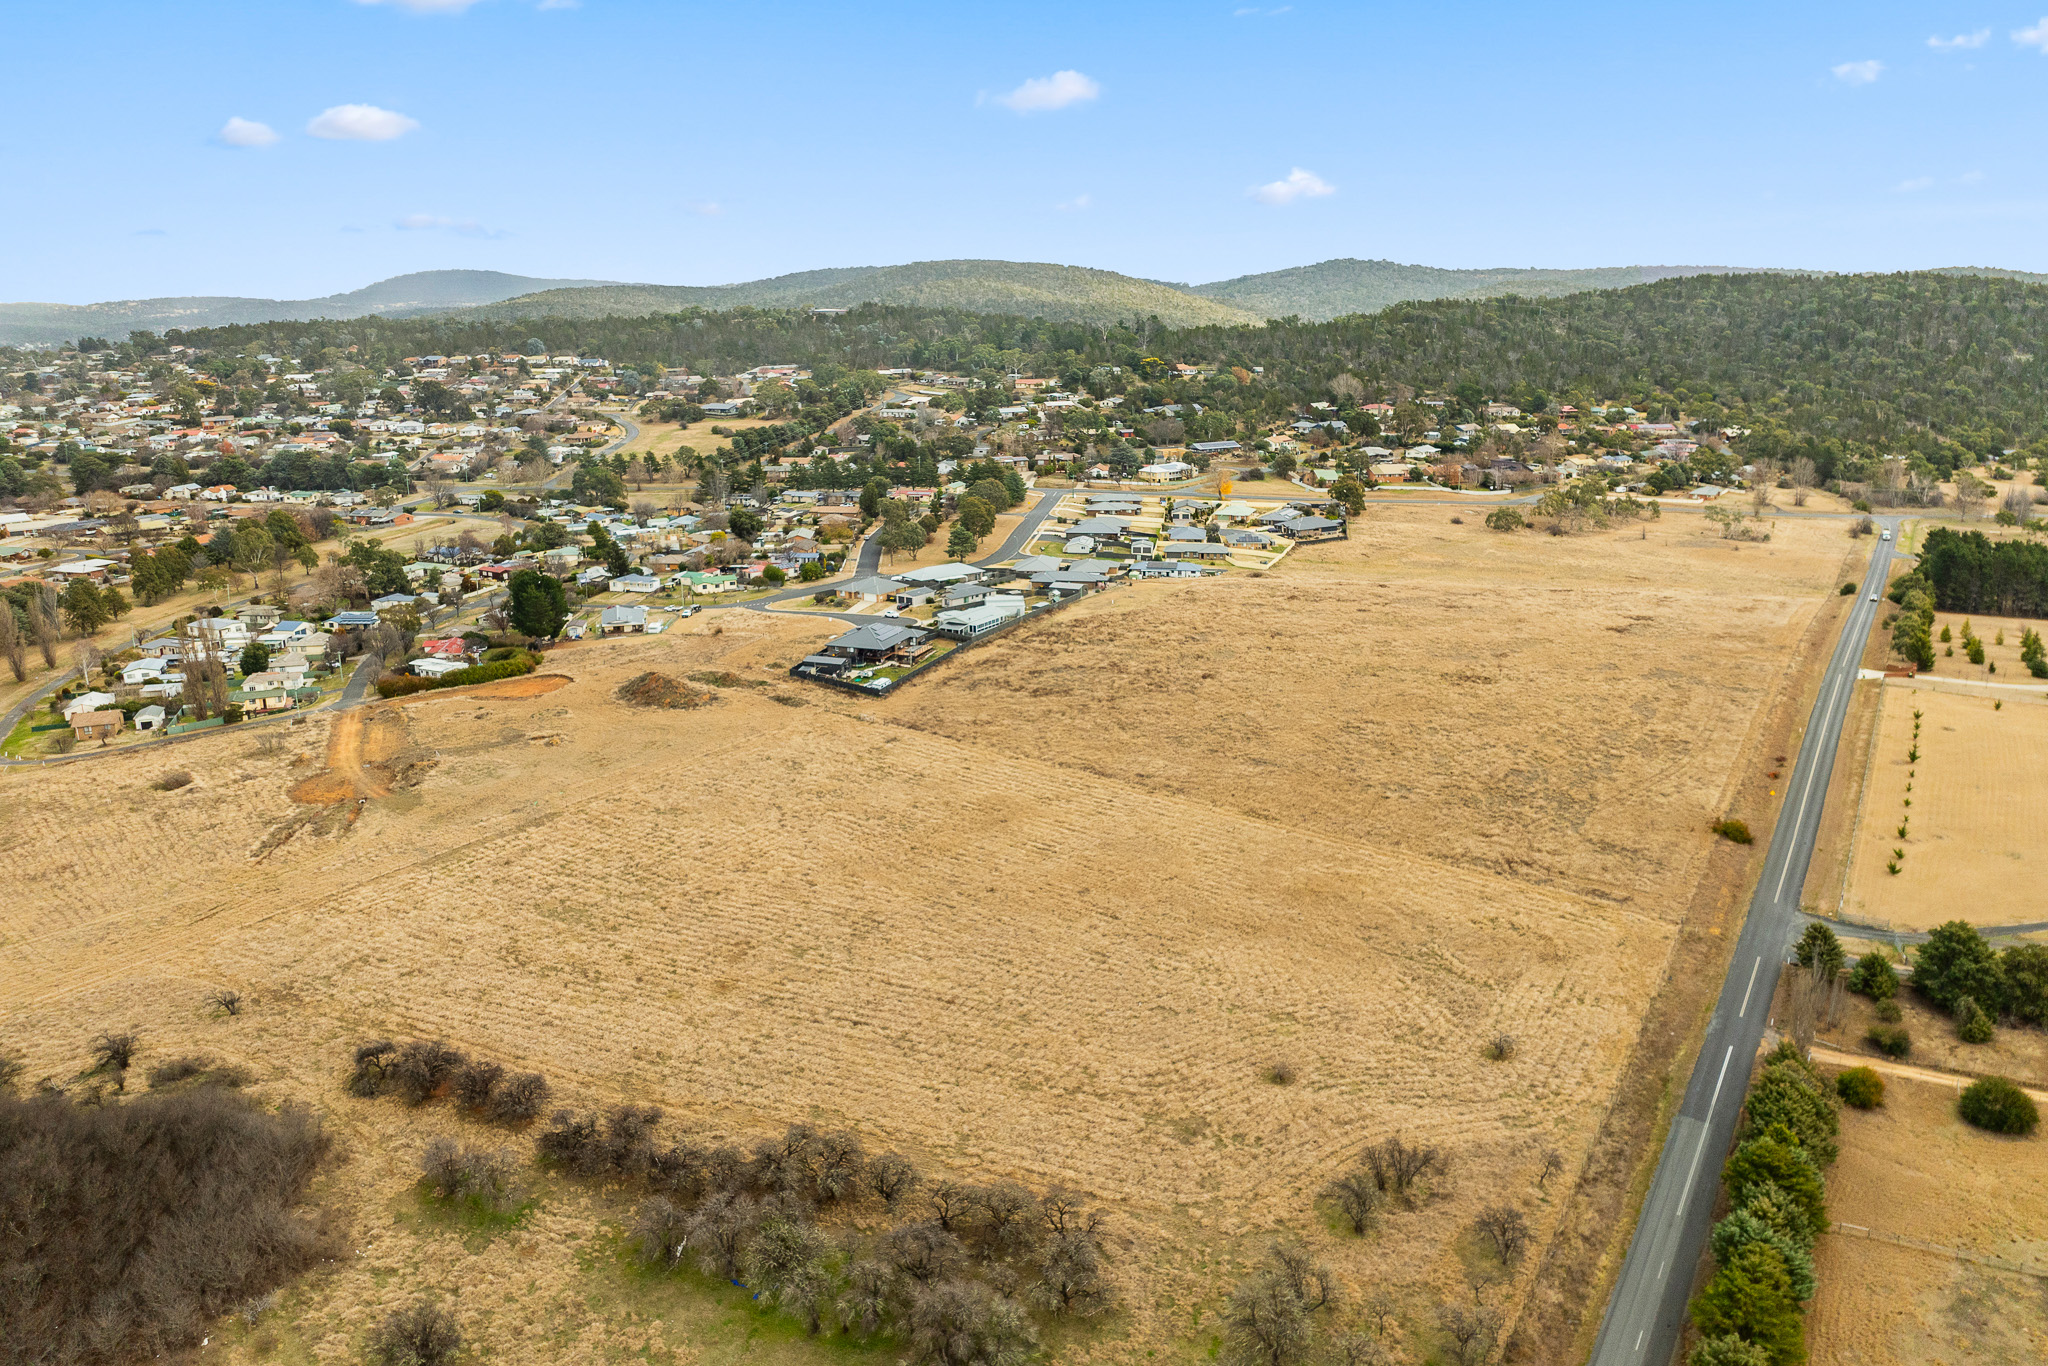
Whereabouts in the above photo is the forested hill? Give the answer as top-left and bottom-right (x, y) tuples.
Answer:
(1184, 259), (1774, 321)
(131, 270), (2048, 462)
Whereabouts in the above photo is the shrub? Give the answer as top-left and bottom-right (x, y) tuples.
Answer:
(367, 1301), (462, 1366)
(1866, 1023), (1911, 1058)
(1838, 582), (1855, 596)
(1835, 1067), (1885, 1109)
(1265, 1059), (1297, 1085)
(419, 1138), (520, 1214)
(1958, 1076), (2039, 1135)
(153, 770), (194, 791)
(1483, 1033), (1517, 1062)
(1847, 953), (1898, 1000)
(1874, 998), (1902, 1022)
(0, 1086), (333, 1362)
(1712, 818), (1753, 844)
(206, 988), (244, 1016)
(143, 1055), (250, 1090)
(389, 1040), (466, 1106)
(1955, 996), (1995, 1044)
(451, 1059), (503, 1113)
(487, 1071), (551, 1124)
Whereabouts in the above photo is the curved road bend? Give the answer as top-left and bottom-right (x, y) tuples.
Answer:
(1590, 522), (1897, 1366)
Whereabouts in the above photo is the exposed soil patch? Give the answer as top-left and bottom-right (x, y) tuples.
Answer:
(687, 670), (767, 689)
(442, 672), (573, 701)
(615, 672), (715, 709)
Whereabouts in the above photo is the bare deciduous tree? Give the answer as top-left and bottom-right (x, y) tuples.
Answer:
(1435, 1302), (1502, 1366)
(1361, 1135), (1447, 1203)
(1473, 1205), (1530, 1265)
(868, 1151), (921, 1207)
(1788, 455), (1817, 507)
(1321, 1171), (1380, 1235)
(1537, 1149), (1564, 1191)
(205, 988), (243, 1017)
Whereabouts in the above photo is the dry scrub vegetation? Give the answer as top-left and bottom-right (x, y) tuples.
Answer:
(0, 507), (1859, 1364)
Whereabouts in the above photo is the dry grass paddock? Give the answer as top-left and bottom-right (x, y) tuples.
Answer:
(1840, 685), (2048, 930)
(1807, 1070), (2048, 1365)
(0, 507), (1863, 1364)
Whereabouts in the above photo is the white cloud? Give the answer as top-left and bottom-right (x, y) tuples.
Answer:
(217, 116), (279, 147)
(353, 0), (485, 13)
(1958, 169), (1986, 185)
(987, 70), (1100, 114)
(396, 212), (503, 238)
(1831, 59), (1884, 84)
(1927, 29), (1990, 49)
(2017, 18), (2048, 52)
(1055, 193), (1092, 212)
(1251, 167), (1335, 206)
(686, 202), (724, 217)
(307, 104), (419, 141)
(1893, 176), (1935, 192)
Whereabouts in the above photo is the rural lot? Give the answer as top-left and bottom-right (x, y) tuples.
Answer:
(0, 507), (1866, 1364)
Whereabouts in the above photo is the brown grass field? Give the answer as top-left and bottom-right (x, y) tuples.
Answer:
(0, 507), (1866, 1364)
(1840, 685), (2048, 930)
(1807, 1069), (2048, 1366)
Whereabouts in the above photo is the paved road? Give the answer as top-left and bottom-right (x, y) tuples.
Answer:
(1590, 522), (1898, 1366)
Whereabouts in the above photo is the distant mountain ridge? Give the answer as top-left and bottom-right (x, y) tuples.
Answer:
(0, 270), (619, 346)
(7, 260), (2042, 347)
(453, 260), (1264, 330)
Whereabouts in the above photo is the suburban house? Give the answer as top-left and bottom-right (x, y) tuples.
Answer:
(600, 605), (649, 634)
(894, 562), (986, 587)
(939, 582), (1002, 610)
(134, 704), (167, 732)
(822, 622), (932, 665)
(409, 657), (471, 678)
(932, 598), (1026, 638)
(1138, 460), (1194, 482)
(70, 710), (124, 742)
(1279, 515), (1346, 542)
(324, 610), (381, 630)
(62, 691), (118, 720)
(609, 573), (661, 593)
(1190, 440), (1242, 456)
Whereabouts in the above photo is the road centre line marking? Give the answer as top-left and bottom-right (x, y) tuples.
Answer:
(1674, 1047), (1736, 1222)
(1739, 956), (1762, 1016)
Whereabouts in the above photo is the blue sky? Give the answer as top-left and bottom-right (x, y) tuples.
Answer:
(11, 0), (2048, 302)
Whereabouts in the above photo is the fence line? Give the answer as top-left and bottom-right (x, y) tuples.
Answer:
(1829, 1222), (2048, 1279)
(791, 590), (1090, 697)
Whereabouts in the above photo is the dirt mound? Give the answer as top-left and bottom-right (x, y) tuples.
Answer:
(614, 672), (714, 709)
(687, 670), (765, 689)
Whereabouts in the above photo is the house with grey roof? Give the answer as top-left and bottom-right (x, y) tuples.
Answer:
(823, 622), (932, 664)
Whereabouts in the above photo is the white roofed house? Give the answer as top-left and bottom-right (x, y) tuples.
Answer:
(600, 605), (649, 634)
